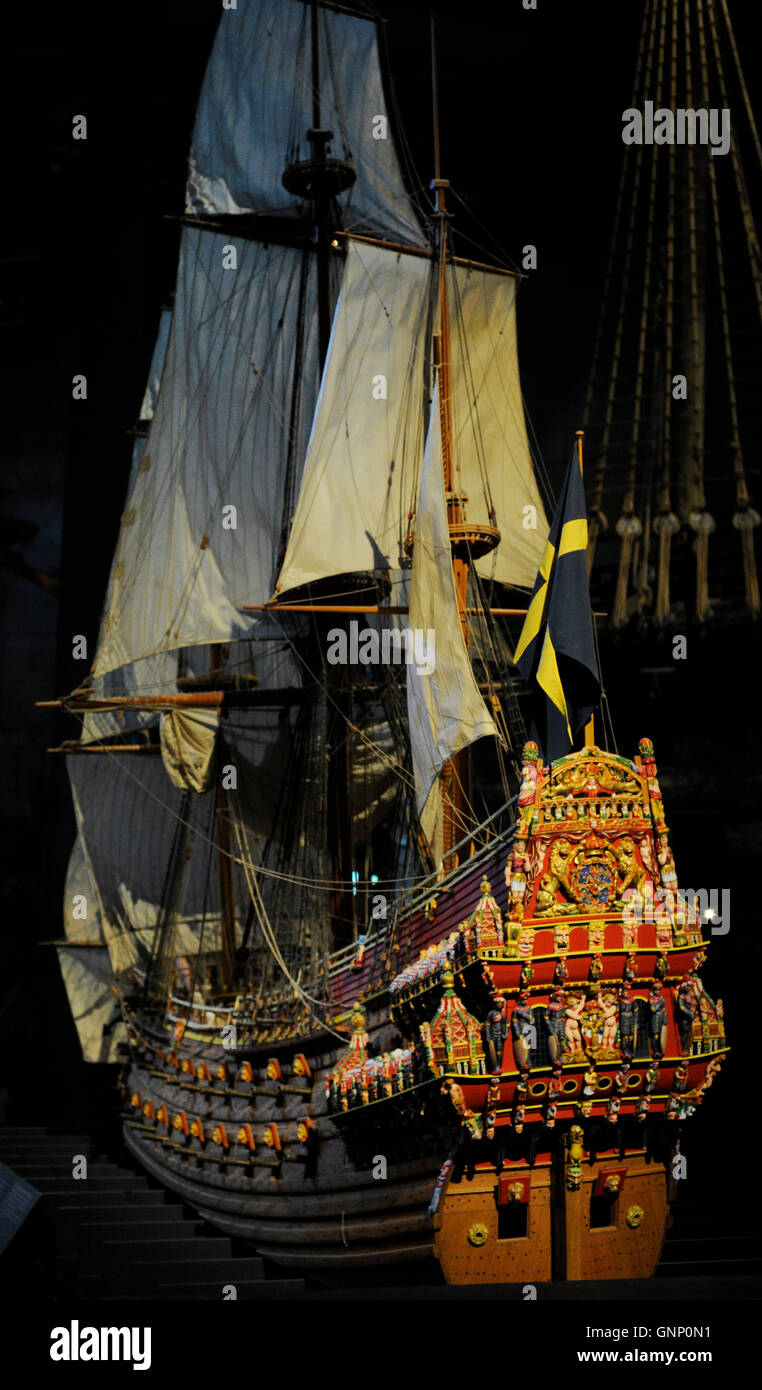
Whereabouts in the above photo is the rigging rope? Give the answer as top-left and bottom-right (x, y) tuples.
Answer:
(653, 0), (680, 625)
(612, 0), (666, 627)
(586, 0), (656, 572)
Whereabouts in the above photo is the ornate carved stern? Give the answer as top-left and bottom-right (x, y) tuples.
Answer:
(429, 738), (727, 1284)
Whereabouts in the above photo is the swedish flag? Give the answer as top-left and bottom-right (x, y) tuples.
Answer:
(513, 439), (601, 762)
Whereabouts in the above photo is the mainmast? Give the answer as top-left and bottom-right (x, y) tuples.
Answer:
(428, 18), (499, 862)
(282, 0), (358, 944)
(282, 0), (356, 369)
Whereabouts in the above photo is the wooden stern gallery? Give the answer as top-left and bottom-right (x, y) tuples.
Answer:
(434, 1154), (670, 1284)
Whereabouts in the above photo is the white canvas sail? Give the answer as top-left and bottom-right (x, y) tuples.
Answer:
(68, 756), (242, 978)
(275, 247), (548, 596)
(187, 0), (424, 248)
(139, 306), (172, 423)
(82, 306), (177, 742)
(406, 390), (501, 846)
(448, 262), (548, 587)
(58, 835), (126, 1063)
(276, 239), (431, 595)
(92, 228), (325, 677)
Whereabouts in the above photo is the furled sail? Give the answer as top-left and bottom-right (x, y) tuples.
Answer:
(187, 0), (424, 248)
(57, 835), (126, 1063)
(275, 243), (548, 596)
(406, 391), (501, 847)
(160, 708), (219, 794)
(92, 228), (325, 677)
(276, 239), (431, 594)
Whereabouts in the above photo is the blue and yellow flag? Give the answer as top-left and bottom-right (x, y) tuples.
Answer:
(513, 440), (601, 762)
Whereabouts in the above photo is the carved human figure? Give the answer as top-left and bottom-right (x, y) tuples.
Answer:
(441, 1077), (467, 1117)
(518, 743), (541, 807)
(506, 839), (528, 909)
(546, 988), (567, 1062)
(600, 992), (619, 1051)
(483, 994), (508, 1073)
(511, 992), (535, 1067)
(639, 834), (657, 878)
(564, 993), (585, 1052)
(644, 1062), (660, 1094)
(618, 983), (636, 1058)
(614, 1061), (630, 1093)
(657, 831), (678, 893)
(673, 977), (699, 1053)
(548, 1063), (564, 1100)
(583, 1064), (598, 1097)
(672, 1061), (689, 1094)
(648, 981), (668, 1056)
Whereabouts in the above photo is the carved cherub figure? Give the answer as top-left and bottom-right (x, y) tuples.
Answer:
(600, 992), (619, 1050)
(564, 993), (585, 1051)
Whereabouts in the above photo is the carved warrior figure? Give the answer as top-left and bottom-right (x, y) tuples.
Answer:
(483, 994), (508, 1072)
(548, 1063), (564, 1100)
(618, 984), (636, 1057)
(674, 977), (699, 1052)
(614, 1062), (630, 1093)
(672, 1061), (689, 1094)
(546, 988), (567, 1061)
(648, 982), (668, 1056)
(511, 993), (534, 1066)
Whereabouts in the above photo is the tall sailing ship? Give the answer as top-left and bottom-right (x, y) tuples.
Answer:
(50, 0), (727, 1283)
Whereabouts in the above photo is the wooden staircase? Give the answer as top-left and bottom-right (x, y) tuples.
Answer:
(0, 1126), (305, 1300)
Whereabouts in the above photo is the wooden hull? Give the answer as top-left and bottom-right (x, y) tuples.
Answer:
(119, 745), (727, 1285)
(122, 993), (444, 1271)
(434, 1154), (669, 1284)
(123, 1123), (437, 1267)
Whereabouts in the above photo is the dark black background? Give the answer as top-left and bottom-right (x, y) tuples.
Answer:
(1, 0), (759, 1254)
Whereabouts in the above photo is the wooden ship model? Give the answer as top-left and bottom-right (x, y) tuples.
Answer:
(47, 0), (727, 1284)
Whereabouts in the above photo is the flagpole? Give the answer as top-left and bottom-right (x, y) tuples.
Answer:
(577, 429), (596, 748)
